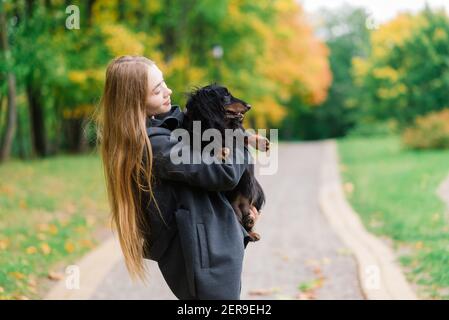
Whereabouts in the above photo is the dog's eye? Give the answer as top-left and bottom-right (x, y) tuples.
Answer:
(223, 95), (232, 105)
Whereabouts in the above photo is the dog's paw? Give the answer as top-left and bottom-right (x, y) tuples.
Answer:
(249, 231), (261, 242)
(248, 134), (270, 152)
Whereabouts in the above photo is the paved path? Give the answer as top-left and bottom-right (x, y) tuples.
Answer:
(88, 142), (364, 299)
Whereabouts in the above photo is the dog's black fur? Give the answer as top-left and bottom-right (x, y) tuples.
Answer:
(182, 84), (266, 241)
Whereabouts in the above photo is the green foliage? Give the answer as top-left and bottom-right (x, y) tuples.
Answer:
(285, 5), (371, 140)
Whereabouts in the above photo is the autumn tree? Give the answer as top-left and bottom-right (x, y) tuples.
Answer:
(352, 8), (449, 127)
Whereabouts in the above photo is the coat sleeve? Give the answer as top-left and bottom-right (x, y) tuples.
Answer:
(150, 133), (251, 192)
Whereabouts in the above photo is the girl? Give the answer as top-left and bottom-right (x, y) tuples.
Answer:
(97, 55), (260, 299)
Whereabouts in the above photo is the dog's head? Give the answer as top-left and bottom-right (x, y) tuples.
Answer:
(184, 84), (251, 131)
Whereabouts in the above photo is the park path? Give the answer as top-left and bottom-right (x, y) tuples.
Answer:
(86, 142), (364, 300)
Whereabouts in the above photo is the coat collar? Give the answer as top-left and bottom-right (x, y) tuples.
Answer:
(147, 105), (184, 131)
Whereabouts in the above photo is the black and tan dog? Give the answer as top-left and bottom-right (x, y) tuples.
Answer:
(183, 84), (268, 241)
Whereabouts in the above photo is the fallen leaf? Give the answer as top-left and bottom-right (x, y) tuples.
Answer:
(343, 182), (354, 194)
(305, 259), (320, 267)
(26, 246), (37, 254)
(28, 278), (37, 287)
(312, 266), (323, 276)
(75, 226), (86, 234)
(19, 200), (28, 209)
(37, 233), (47, 241)
(86, 215), (97, 227)
(415, 241), (424, 250)
(79, 239), (94, 249)
(48, 271), (64, 281)
(37, 223), (49, 232)
(48, 224), (58, 235)
(9, 272), (26, 280)
(64, 202), (77, 214)
(431, 213), (440, 222)
(0, 185), (14, 195)
(40, 243), (52, 255)
(248, 287), (280, 296)
(64, 241), (75, 253)
(337, 247), (352, 256)
(0, 239), (10, 250)
(296, 292), (316, 300)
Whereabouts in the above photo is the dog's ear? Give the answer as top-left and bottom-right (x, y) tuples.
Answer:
(185, 86), (227, 131)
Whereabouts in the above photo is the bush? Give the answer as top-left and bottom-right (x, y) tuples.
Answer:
(402, 109), (449, 149)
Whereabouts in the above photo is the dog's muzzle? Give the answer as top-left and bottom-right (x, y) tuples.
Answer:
(225, 111), (245, 121)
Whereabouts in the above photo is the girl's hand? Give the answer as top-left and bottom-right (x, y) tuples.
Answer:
(216, 147), (230, 161)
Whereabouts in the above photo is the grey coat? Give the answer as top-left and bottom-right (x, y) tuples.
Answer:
(142, 106), (252, 300)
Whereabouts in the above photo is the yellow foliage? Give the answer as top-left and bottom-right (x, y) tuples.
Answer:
(68, 71), (87, 84)
(260, 2), (331, 106)
(228, 0), (246, 22)
(274, 0), (299, 15)
(248, 96), (287, 128)
(92, 0), (119, 25)
(102, 24), (145, 56)
(352, 57), (369, 85)
(353, 12), (427, 99)
(63, 104), (95, 120)
(433, 27), (447, 41)
(68, 69), (104, 86)
(377, 84), (406, 99)
(372, 67), (400, 82)
(146, 0), (162, 14)
(371, 13), (425, 60)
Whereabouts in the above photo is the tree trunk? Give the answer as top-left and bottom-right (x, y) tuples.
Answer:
(63, 118), (87, 153)
(86, 0), (96, 26)
(0, 7), (18, 162)
(26, 81), (47, 157)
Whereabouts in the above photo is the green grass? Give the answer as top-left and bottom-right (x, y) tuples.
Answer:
(338, 136), (449, 299)
(0, 152), (110, 299)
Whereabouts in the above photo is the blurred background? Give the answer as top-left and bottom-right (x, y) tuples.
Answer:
(1, 0), (449, 300)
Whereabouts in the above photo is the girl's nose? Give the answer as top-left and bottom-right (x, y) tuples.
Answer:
(165, 86), (172, 97)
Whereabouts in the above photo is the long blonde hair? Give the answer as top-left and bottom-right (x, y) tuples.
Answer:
(97, 55), (157, 281)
